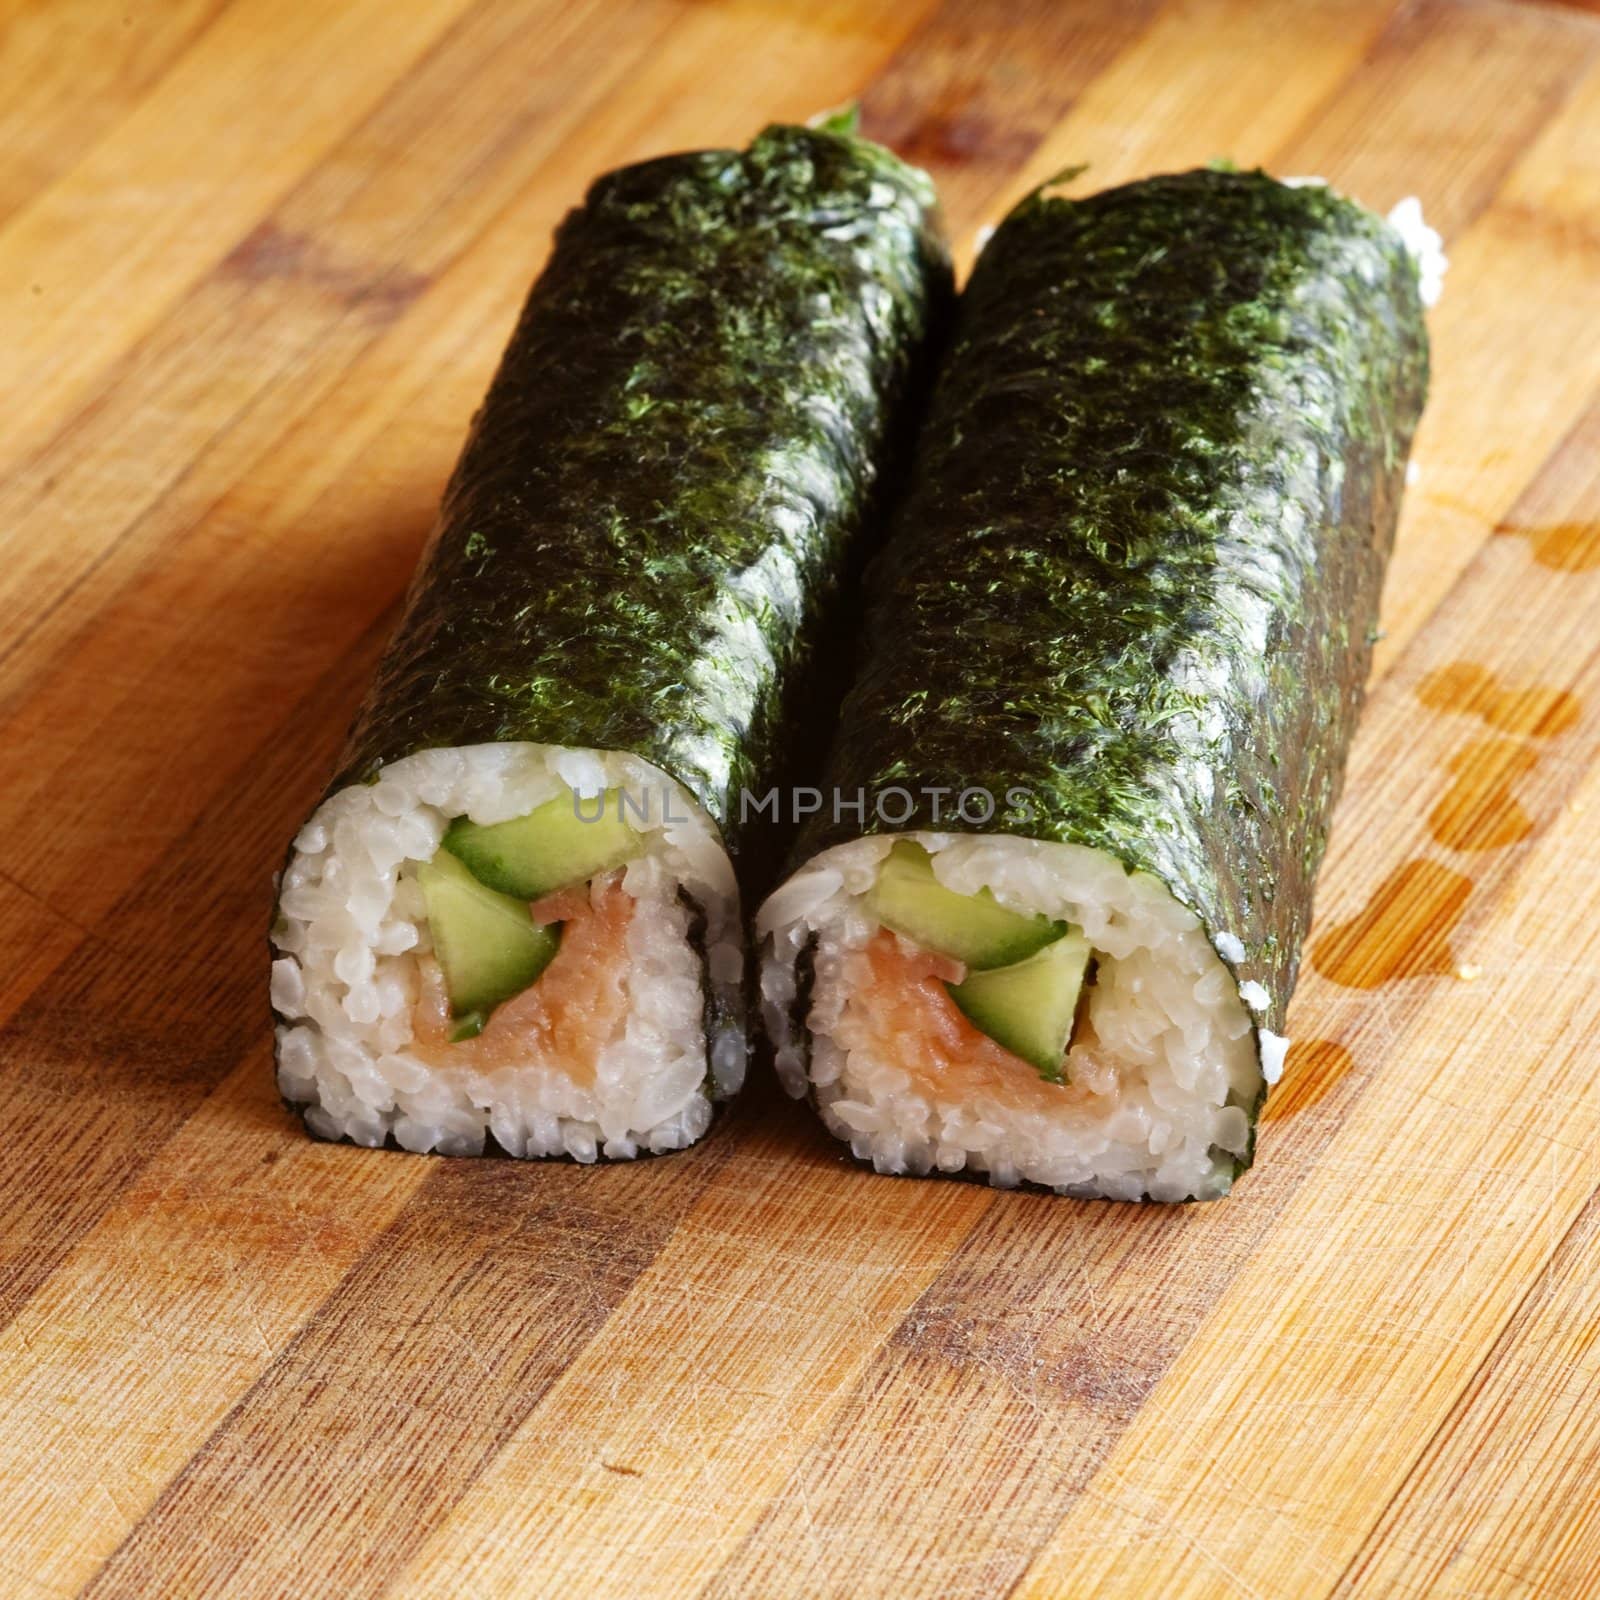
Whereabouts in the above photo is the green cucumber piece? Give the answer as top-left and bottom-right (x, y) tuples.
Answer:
(946, 929), (1093, 1082)
(417, 850), (561, 1024)
(443, 789), (642, 900)
(867, 840), (1067, 969)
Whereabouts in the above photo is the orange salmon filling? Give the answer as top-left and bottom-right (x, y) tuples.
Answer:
(839, 930), (1092, 1113)
(413, 870), (634, 1087)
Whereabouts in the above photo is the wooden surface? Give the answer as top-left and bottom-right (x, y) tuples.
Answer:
(4, 0), (1600, 1594)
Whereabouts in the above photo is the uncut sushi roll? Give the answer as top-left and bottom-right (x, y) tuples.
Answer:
(270, 123), (950, 1161)
(759, 169), (1441, 1201)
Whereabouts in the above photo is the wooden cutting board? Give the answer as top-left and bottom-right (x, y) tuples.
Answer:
(4, 0), (1600, 1593)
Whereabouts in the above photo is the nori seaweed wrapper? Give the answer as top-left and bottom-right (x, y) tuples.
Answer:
(331, 122), (951, 864)
(794, 169), (1428, 1154)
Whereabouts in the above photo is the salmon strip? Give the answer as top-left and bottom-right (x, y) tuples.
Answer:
(412, 870), (634, 1088)
(840, 931), (1090, 1113)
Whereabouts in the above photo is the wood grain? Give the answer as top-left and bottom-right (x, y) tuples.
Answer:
(0, 0), (230, 224)
(3, 1), (1600, 1596)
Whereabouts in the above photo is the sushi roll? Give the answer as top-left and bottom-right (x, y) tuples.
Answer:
(759, 169), (1439, 1201)
(270, 123), (950, 1161)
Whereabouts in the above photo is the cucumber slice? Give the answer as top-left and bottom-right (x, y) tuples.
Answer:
(417, 850), (561, 1024)
(946, 929), (1093, 1082)
(867, 840), (1067, 969)
(443, 788), (642, 899)
(449, 1012), (487, 1043)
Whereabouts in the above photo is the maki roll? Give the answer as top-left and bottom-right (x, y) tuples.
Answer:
(759, 169), (1440, 1201)
(270, 124), (950, 1161)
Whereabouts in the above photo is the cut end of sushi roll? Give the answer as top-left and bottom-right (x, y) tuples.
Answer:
(271, 744), (743, 1162)
(758, 835), (1267, 1203)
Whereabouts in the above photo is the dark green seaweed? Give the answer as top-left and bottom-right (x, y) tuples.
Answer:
(795, 169), (1428, 1171)
(332, 123), (952, 863)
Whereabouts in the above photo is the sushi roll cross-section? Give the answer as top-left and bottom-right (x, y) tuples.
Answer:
(760, 168), (1440, 1201)
(270, 123), (951, 1162)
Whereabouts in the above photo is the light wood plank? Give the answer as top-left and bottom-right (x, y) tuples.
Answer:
(0, 0), (476, 488)
(389, 1118), (991, 1600)
(81, 1141), (734, 1600)
(1324, 391), (1600, 1600)
(0, 1056), (424, 1597)
(861, 0), (1158, 229)
(701, 1104), (1368, 1600)
(1338, 1186), (1600, 1599)
(983, 0), (1402, 263)
(0, 618), (382, 1332)
(0, 0), (230, 224)
(1370, 51), (1600, 676)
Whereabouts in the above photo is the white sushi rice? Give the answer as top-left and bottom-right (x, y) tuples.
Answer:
(758, 834), (1266, 1202)
(271, 743), (742, 1161)
(1385, 195), (1447, 308)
